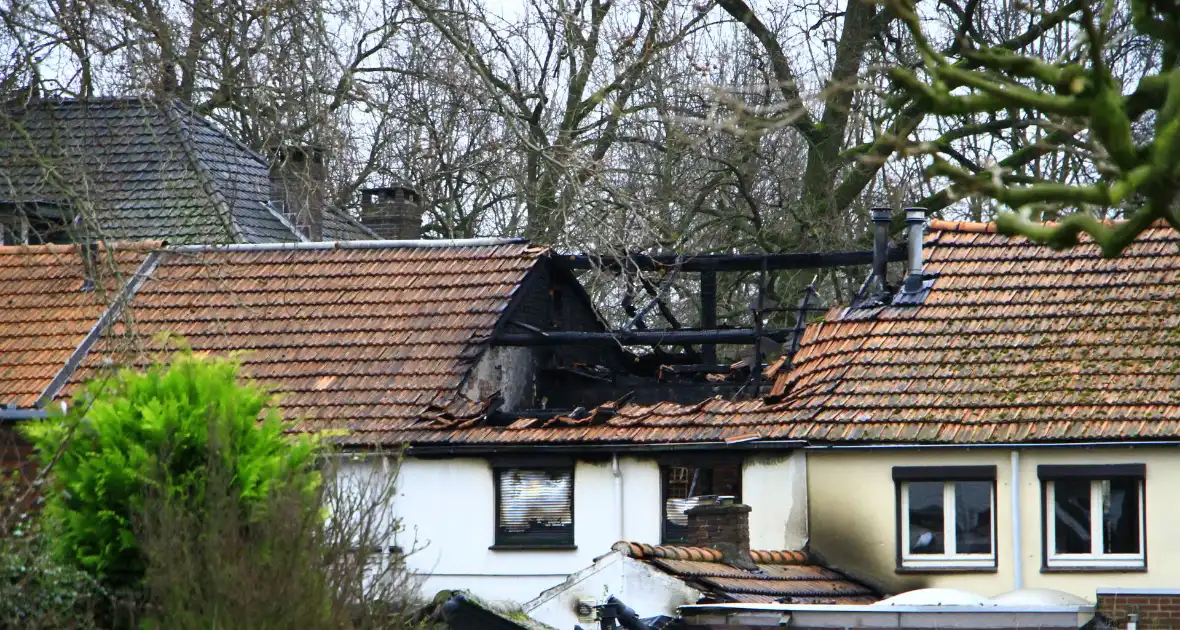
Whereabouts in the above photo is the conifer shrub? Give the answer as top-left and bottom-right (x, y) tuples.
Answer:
(22, 351), (318, 588)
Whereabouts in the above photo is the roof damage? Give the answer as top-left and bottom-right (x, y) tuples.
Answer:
(4, 217), (1178, 447)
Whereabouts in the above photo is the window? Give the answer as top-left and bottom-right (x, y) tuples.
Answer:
(494, 468), (574, 548)
(1040, 465), (1145, 570)
(894, 466), (996, 570)
(661, 461), (741, 544)
(0, 203), (71, 245)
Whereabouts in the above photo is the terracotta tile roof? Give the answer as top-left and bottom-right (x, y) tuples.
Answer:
(0, 242), (157, 408)
(612, 542), (878, 605)
(765, 219), (1180, 443)
(67, 242), (544, 443)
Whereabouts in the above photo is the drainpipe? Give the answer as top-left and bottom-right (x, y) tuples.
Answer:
(612, 454), (624, 541)
(1011, 450), (1023, 590)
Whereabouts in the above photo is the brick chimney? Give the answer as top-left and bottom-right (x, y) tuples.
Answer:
(268, 145), (326, 241)
(685, 496), (756, 570)
(360, 184), (422, 240)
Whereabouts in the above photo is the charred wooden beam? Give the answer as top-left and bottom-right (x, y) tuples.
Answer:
(700, 270), (718, 364)
(488, 328), (794, 347)
(555, 247), (906, 272)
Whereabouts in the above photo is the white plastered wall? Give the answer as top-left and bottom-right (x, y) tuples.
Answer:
(744, 451), (809, 550)
(524, 551), (703, 629)
(334, 448), (809, 606)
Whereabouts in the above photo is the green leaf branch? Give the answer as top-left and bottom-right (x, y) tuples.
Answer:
(887, 0), (1180, 255)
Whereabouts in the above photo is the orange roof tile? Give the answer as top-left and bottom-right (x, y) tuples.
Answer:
(0, 242), (156, 408)
(765, 221), (1180, 443)
(612, 541), (878, 604)
(67, 242), (544, 442)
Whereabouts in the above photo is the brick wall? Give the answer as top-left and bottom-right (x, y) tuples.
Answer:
(1097, 589), (1180, 629)
(685, 500), (752, 566)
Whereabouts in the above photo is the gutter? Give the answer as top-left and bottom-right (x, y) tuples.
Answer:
(805, 440), (1180, 450)
(612, 453), (624, 541)
(405, 440), (808, 457)
(404, 439), (1180, 457)
(679, 603), (1095, 629)
(0, 409), (48, 421)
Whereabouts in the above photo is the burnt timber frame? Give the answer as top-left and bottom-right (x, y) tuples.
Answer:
(489, 245), (907, 401)
(488, 327), (797, 347)
(553, 246), (907, 272)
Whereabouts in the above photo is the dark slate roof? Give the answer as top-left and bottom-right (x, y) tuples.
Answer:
(0, 97), (374, 244)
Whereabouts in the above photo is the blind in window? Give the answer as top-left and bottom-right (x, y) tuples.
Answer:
(497, 469), (573, 545)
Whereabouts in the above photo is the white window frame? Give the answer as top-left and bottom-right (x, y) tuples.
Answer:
(1045, 479), (1145, 569)
(900, 480), (997, 569)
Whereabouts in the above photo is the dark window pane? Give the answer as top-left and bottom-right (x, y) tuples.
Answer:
(711, 464), (741, 497)
(954, 481), (993, 554)
(1053, 479), (1092, 554)
(907, 482), (945, 554)
(1102, 479), (1140, 554)
(497, 469), (573, 545)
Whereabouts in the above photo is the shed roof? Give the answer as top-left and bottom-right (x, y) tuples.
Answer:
(0, 97), (373, 244)
(614, 542), (878, 605)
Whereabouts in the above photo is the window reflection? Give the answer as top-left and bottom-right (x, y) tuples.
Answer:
(954, 481), (992, 554)
(1053, 479), (1092, 554)
(907, 482), (944, 554)
(1102, 478), (1139, 554)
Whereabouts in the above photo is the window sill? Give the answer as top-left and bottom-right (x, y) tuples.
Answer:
(1042, 565), (1146, 574)
(896, 565), (997, 575)
(489, 544), (578, 551)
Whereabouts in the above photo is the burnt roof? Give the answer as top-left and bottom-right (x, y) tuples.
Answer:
(406, 219), (1180, 447)
(0, 97), (373, 243)
(12, 220), (1180, 448)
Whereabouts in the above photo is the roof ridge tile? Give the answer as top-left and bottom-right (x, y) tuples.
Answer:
(612, 541), (813, 565)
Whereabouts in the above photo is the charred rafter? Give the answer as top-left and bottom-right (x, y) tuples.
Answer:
(555, 246), (907, 272)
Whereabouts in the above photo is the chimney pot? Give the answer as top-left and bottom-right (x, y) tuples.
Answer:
(903, 207), (927, 293)
(268, 144), (327, 241)
(360, 184), (423, 240)
(870, 207), (892, 294)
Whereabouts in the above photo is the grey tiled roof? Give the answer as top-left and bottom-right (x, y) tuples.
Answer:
(0, 97), (374, 243)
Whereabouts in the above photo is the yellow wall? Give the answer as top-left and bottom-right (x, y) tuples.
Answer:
(807, 446), (1179, 601)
